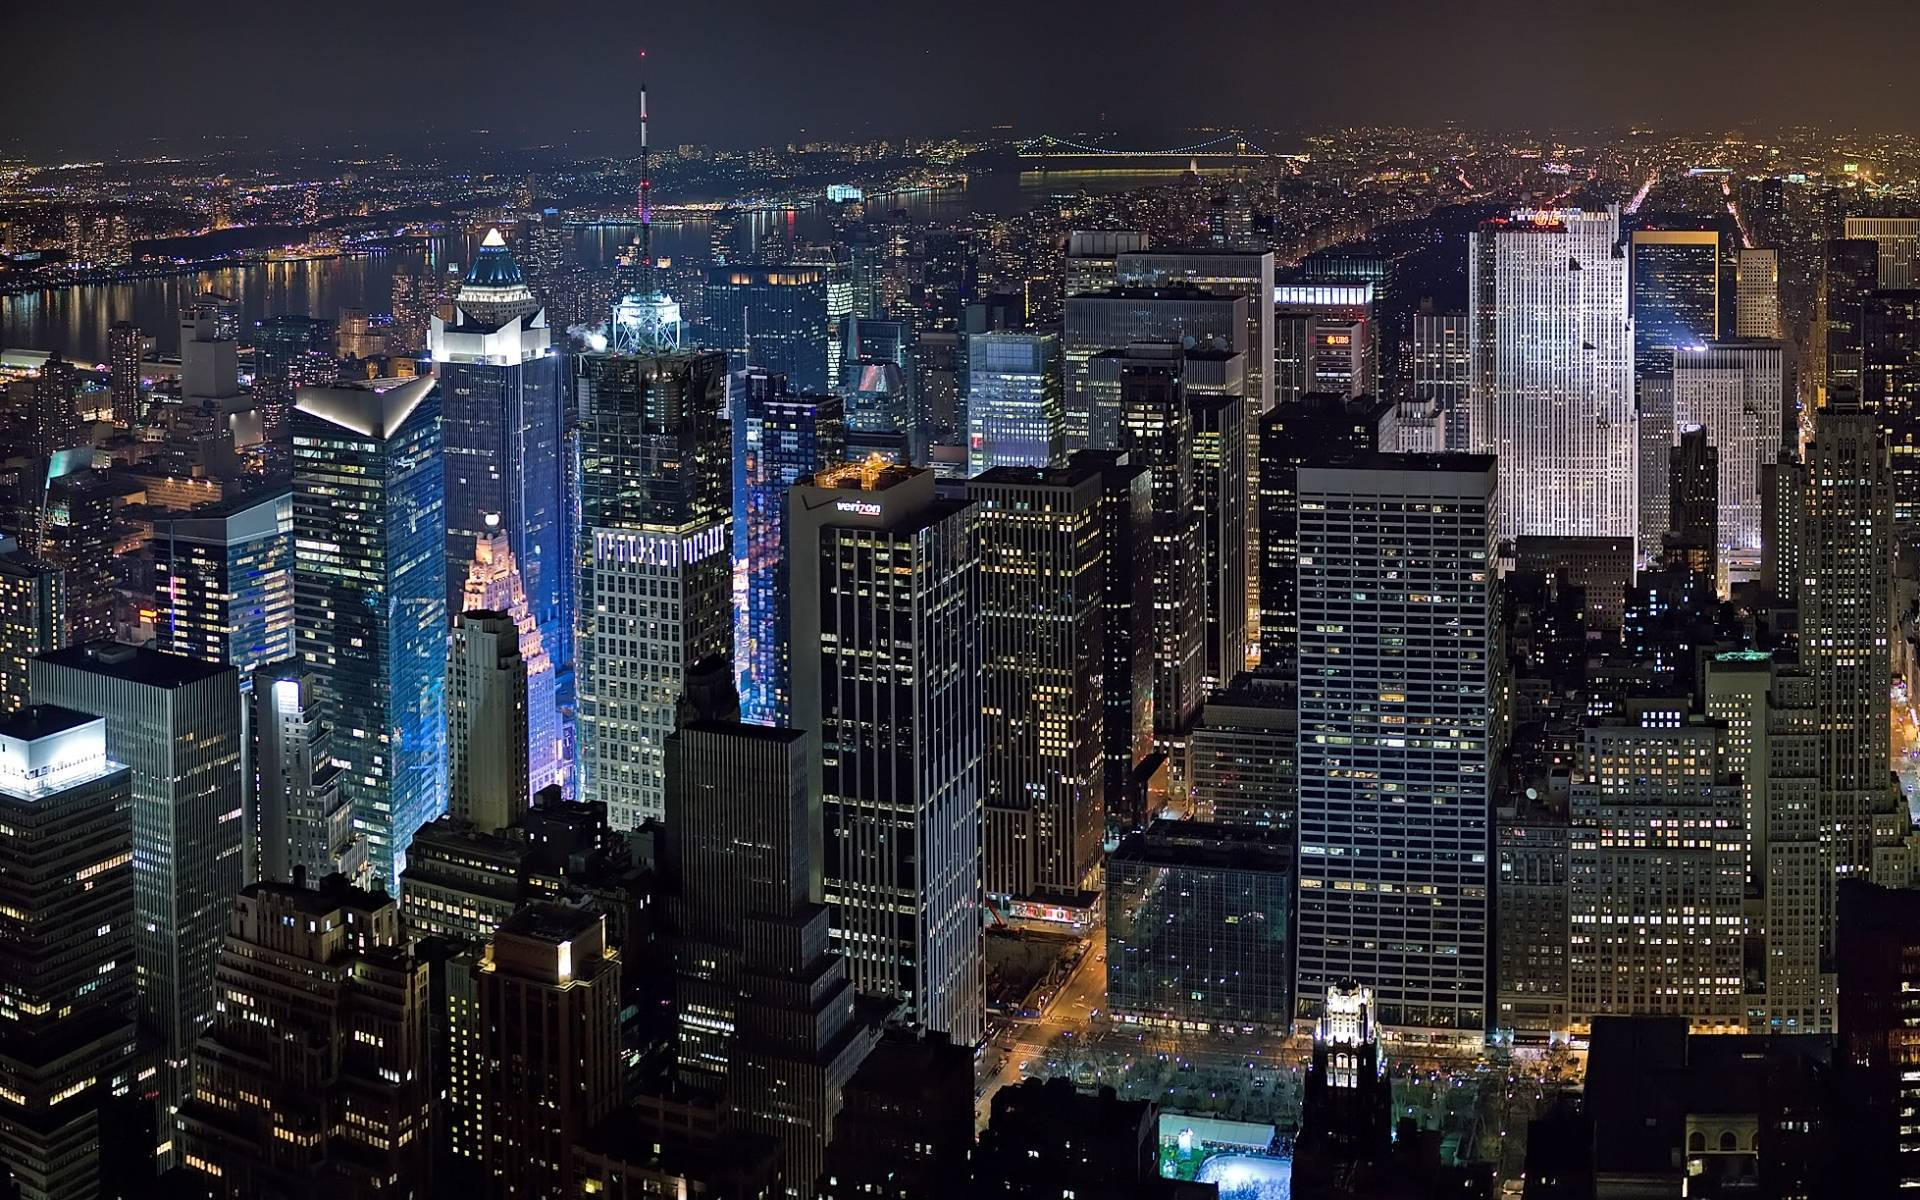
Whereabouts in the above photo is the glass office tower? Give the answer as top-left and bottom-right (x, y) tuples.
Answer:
(291, 378), (447, 890)
(704, 265), (830, 393)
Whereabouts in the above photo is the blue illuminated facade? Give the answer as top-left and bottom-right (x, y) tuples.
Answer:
(704, 265), (830, 393)
(292, 378), (447, 889)
(731, 369), (844, 724)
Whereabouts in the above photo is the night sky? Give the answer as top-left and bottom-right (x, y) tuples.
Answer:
(8, 0), (1920, 156)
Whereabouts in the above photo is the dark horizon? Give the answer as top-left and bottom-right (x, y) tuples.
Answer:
(11, 0), (1920, 158)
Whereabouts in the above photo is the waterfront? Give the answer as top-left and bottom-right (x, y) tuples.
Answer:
(1, 167), (1201, 362)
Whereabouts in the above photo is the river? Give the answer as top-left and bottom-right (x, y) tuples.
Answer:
(1, 167), (1198, 364)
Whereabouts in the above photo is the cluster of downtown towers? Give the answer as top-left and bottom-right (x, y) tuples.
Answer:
(6, 190), (1920, 1194)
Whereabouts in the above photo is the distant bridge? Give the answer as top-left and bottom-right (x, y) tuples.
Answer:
(1013, 132), (1285, 161)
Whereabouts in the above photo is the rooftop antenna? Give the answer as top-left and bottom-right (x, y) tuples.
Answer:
(637, 53), (653, 296)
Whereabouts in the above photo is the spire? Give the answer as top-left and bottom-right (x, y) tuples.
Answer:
(638, 80), (653, 295)
(608, 57), (682, 356)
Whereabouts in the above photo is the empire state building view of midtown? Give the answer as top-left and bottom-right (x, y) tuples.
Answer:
(2, 2), (1920, 1197)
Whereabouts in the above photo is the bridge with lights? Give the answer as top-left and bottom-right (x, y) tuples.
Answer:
(1013, 132), (1288, 162)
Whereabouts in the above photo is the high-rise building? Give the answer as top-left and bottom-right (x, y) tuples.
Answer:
(1799, 389), (1899, 943)
(1114, 248), (1275, 415)
(665, 705), (872, 1191)
(458, 520), (564, 800)
(29, 644), (243, 1118)
(1568, 705), (1746, 1034)
(107, 320), (143, 426)
(1088, 452), (1156, 834)
(1821, 238), (1878, 403)
(180, 297), (241, 404)
(1273, 282), (1376, 408)
(1513, 535), (1636, 632)
(447, 610), (530, 835)
(575, 350), (731, 829)
(1667, 425), (1720, 579)
(1107, 822), (1293, 1033)
(1836, 880), (1920, 1191)
(964, 331), (1063, 475)
(814, 1028), (975, 1200)
(1494, 797), (1571, 1042)
(0, 706), (140, 1200)
(293, 379), (447, 890)
(1063, 230), (1149, 296)
(28, 353), (80, 456)
(704, 265), (830, 392)
(1637, 373), (1676, 561)
(1295, 455), (1498, 1035)
(1703, 652), (1827, 1034)
(1062, 285), (1243, 451)
(789, 462), (984, 1045)
(1256, 394), (1388, 665)
(474, 905), (622, 1200)
(731, 369), (844, 726)
(1672, 341), (1787, 572)
(250, 661), (361, 888)
(177, 876), (431, 1199)
(1188, 672), (1295, 830)
(0, 554), (65, 712)
(1845, 215), (1920, 289)
(1737, 247), (1781, 339)
(151, 487), (295, 683)
(1760, 450), (1808, 604)
(1411, 306), (1469, 450)
(250, 315), (336, 450)
(429, 237), (568, 666)
(972, 1078), (1165, 1199)
(1115, 346), (1206, 763)
(1629, 228), (1721, 377)
(967, 462), (1106, 902)
(1471, 207), (1635, 546)
(1861, 289), (1920, 536)
(1190, 389), (1248, 690)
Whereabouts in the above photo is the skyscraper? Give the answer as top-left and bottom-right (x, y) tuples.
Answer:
(575, 350), (731, 829)
(459, 520), (564, 800)
(666, 703), (872, 1191)
(1568, 705), (1746, 1034)
(1820, 238), (1878, 403)
(474, 906), (622, 1200)
(1672, 340), (1787, 571)
(28, 353), (79, 456)
(789, 462), (984, 1045)
(965, 331), (1063, 475)
(177, 876), (431, 1199)
(1799, 389), (1898, 942)
(292, 378), (447, 889)
(1411, 305), (1469, 450)
(1273, 282), (1376, 408)
(1113, 248), (1275, 414)
(0, 706), (139, 1200)
(1190, 389), (1249, 690)
(107, 320), (142, 427)
(447, 610), (530, 835)
(1294, 455), (1498, 1035)
(1845, 215), (1920, 289)
(1256, 394), (1388, 666)
(1115, 345), (1206, 762)
(250, 314), (336, 451)
(151, 487), (295, 684)
(704, 265), (830, 392)
(1667, 425), (1719, 578)
(428, 234), (567, 665)
(1062, 285), (1244, 451)
(731, 369), (845, 726)
(1861, 289), (1920, 536)
(1471, 207), (1635, 546)
(1737, 247), (1781, 339)
(1629, 228), (1721, 376)
(1089, 452), (1155, 833)
(250, 661), (361, 888)
(967, 462), (1106, 902)
(0, 554), (65, 713)
(29, 643), (243, 1120)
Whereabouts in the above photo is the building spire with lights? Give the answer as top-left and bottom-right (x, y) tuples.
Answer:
(611, 56), (681, 355)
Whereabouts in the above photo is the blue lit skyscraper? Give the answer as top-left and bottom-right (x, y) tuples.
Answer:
(965, 331), (1063, 475)
(1629, 228), (1721, 377)
(292, 378), (447, 889)
(151, 488), (293, 690)
(704, 265), (830, 393)
(732, 368), (844, 725)
(430, 230), (569, 671)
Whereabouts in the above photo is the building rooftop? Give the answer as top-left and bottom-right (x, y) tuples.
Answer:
(37, 641), (234, 689)
(295, 375), (434, 440)
(0, 703), (100, 742)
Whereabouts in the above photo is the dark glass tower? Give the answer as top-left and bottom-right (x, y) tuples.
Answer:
(291, 378), (447, 890)
(704, 265), (830, 393)
(430, 232), (568, 673)
(730, 368), (844, 726)
(1629, 229), (1721, 377)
